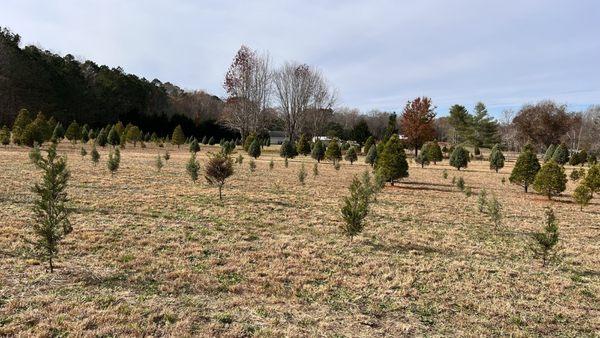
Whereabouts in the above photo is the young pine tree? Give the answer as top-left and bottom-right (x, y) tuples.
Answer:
(296, 134), (311, 156)
(91, 145), (100, 166)
(172, 125), (186, 149)
(487, 194), (502, 228)
(509, 146), (541, 193)
(543, 144), (556, 162)
(64, 121), (81, 144)
(269, 158), (274, 170)
(80, 147), (87, 158)
(27, 144), (72, 273)
(164, 150), (170, 161)
(280, 139), (297, 159)
(427, 141), (443, 164)
(311, 139), (325, 163)
(573, 184), (593, 211)
(107, 126), (120, 147)
(205, 152), (234, 200)
(325, 140), (342, 164)
(107, 148), (121, 175)
(186, 152), (200, 182)
(29, 143), (42, 165)
(340, 172), (379, 241)
(376, 134), (408, 186)
(0, 125), (10, 146)
(531, 208), (560, 267)
(582, 164), (600, 196)
(344, 146), (358, 164)
(363, 136), (375, 155)
(248, 138), (261, 159)
(365, 144), (377, 167)
(449, 146), (469, 170)
(533, 160), (567, 200)
(155, 154), (164, 172)
(551, 143), (569, 165)
(416, 143), (430, 168)
(489, 144), (505, 173)
(249, 158), (256, 172)
(298, 163), (307, 185)
(189, 138), (201, 153)
(477, 188), (488, 213)
(313, 162), (319, 177)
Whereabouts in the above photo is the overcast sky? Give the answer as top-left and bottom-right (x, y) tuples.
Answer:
(2, 0), (599, 116)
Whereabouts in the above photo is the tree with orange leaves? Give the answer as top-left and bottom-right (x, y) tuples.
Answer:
(400, 97), (437, 157)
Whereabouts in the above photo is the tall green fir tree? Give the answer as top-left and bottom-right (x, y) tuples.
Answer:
(107, 126), (120, 147)
(172, 125), (185, 149)
(280, 139), (297, 159)
(533, 160), (567, 200)
(64, 121), (81, 144)
(344, 146), (358, 164)
(296, 134), (311, 156)
(509, 145), (541, 192)
(376, 134), (408, 185)
(325, 139), (342, 164)
(489, 144), (505, 173)
(311, 139), (325, 162)
(449, 146), (469, 170)
(248, 138), (261, 159)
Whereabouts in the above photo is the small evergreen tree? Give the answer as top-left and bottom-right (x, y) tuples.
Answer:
(477, 188), (487, 213)
(248, 158), (256, 172)
(533, 160), (567, 200)
(365, 144), (377, 167)
(64, 121), (80, 144)
(531, 208), (560, 267)
(208, 136), (216, 145)
(376, 134), (408, 185)
(81, 125), (89, 143)
(27, 144), (72, 273)
(340, 172), (379, 241)
(96, 128), (108, 147)
(313, 162), (319, 177)
(236, 154), (244, 165)
(22, 122), (45, 147)
(280, 139), (297, 159)
(164, 150), (170, 161)
(487, 194), (502, 228)
(509, 147), (541, 192)
(243, 133), (256, 152)
(296, 134), (311, 156)
(551, 143), (569, 165)
(189, 138), (200, 153)
(456, 176), (465, 191)
(363, 136), (375, 155)
(311, 139), (325, 163)
(269, 158), (274, 170)
(171, 125), (185, 149)
(201, 136), (208, 144)
(344, 146), (358, 164)
(155, 154), (164, 172)
(325, 139), (342, 164)
(473, 146), (481, 156)
(205, 152), (234, 200)
(489, 144), (505, 173)
(186, 152), (200, 182)
(0, 125), (10, 146)
(298, 163), (307, 185)
(573, 184), (593, 211)
(80, 147), (87, 158)
(29, 143), (42, 165)
(91, 145), (100, 165)
(416, 143), (430, 168)
(570, 168), (585, 181)
(449, 146), (469, 170)
(582, 164), (600, 196)
(248, 138), (261, 159)
(427, 141), (443, 164)
(107, 148), (120, 175)
(107, 126), (120, 147)
(543, 144), (556, 162)
(126, 126), (142, 147)
(88, 128), (97, 141)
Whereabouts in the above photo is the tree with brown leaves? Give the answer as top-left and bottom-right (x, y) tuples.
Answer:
(400, 97), (436, 157)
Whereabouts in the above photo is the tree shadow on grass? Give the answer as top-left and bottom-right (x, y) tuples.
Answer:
(363, 238), (453, 257)
(384, 184), (456, 194)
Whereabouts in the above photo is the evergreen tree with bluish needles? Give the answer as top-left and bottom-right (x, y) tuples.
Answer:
(552, 143), (569, 165)
(365, 144), (377, 167)
(27, 143), (72, 273)
(544, 144), (556, 162)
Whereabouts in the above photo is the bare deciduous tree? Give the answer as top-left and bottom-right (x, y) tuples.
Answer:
(222, 46), (271, 141)
(273, 62), (335, 141)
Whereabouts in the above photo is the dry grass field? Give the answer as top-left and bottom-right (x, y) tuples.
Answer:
(0, 143), (599, 336)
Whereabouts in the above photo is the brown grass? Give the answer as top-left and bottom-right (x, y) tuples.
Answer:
(0, 143), (598, 336)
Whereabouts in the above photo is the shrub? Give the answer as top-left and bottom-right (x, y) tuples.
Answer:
(221, 140), (235, 155)
(205, 152), (234, 200)
(155, 154), (164, 172)
(551, 143), (569, 165)
(570, 168), (585, 181)
(269, 158), (274, 170)
(311, 140), (325, 163)
(325, 139), (342, 163)
(487, 194), (502, 227)
(80, 147), (87, 158)
(442, 169), (448, 179)
(477, 188), (487, 213)
(573, 184), (593, 211)
(186, 152), (200, 182)
(164, 150), (170, 161)
(531, 208), (560, 267)
(236, 154), (244, 165)
(449, 146), (469, 170)
(313, 163), (319, 177)
(344, 146), (358, 164)
(489, 144), (505, 173)
(248, 139), (261, 159)
(509, 146), (541, 193)
(172, 125), (185, 149)
(107, 148), (121, 175)
(365, 144), (377, 167)
(27, 143), (72, 273)
(533, 160), (567, 200)
(298, 164), (307, 185)
(464, 186), (472, 197)
(334, 161), (341, 171)
(91, 145), (100, 166)
(248, 158), (256, 172)
(376, 134), (408, 185)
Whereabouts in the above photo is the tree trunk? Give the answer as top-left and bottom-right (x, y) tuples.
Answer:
(524, 185), (528, 193)
(49, 256), (54, 273)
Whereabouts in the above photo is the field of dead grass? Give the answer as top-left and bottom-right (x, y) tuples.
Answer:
(0, 143), (598, 336)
